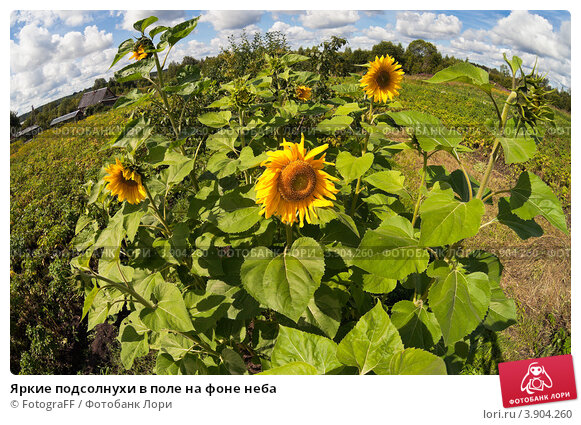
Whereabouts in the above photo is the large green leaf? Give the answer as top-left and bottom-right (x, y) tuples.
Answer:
(335, 151), (374, 183)
(260, 362), (319, 375)
(198, 111), (232, 128)
(299, 283), (347, 338)
(336, 302), (403, 374)
(271, 326), (341, 374)
(374, 348), (447, 375)
(140, 278), (193, 332)
(426, 62), (492, 94)
(497, 197), (543, 239)
(206, 129), (238, 152)
(387, 111), (461, 152)
(118, 323), (149, 370)
(354, 216), (429, 280)
(484, 281), (517, 332)
(361, 273), (397, 294)
(509, 172), (568, 234)
(334, 102), (365, 116)
(499, 119), (537, 164)
(416, 128), (463, 152)
(241, 237), (324, 321)
(110, 117), (152, 153)
(216, 206), (262, 234)
(364, 170), (405, 194)
(460, 252), (517, 332)
(114, 56), (155, 83)
(133, 16), (158, 33)
(391, 300), (442, 349)
(419, 185), (485, 246)
(316, 115), (354, 134)
(221, 348), (247, 375)
(110, 39), (134, 68)
(160, 17), (199, 46)
(388, 110), (441, 128)
(428, 268), (490, 345)
(159, 331), (193, 361)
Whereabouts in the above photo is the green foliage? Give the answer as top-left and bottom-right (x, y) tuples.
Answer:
(10, 14), (569, 377)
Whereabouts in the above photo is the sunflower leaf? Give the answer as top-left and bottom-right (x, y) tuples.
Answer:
(335, 151), (374, 184)
(241, 237), (324, 321)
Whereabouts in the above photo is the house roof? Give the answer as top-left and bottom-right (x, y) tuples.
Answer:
(77, 87), (117, 110)
(50, 110), (83, 126)
(15, 125), (42, 138)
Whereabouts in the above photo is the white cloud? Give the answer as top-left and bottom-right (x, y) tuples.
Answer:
(299, 10), (359, 29)
(118, 10), (186, 31)
(10, 23), (116, 114)
(269, 21), (316, 48)
(396, 12), (462, 39)
(445, 11), (571, 88)
(363, 26), (396, 42)
(200, 11), (263, 31)
(489, 11), (570, 59)
(11, 11), (92, 27)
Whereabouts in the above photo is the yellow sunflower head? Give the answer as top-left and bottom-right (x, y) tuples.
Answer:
(295, 85), (312, 102)
(255, 134), (339, 227)
(129, 45), (148, 61)
(103, 159), (147, 205)
(360, 55), (404, 103)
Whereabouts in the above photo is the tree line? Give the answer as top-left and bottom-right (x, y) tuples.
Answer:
(11, 32), (570, 138)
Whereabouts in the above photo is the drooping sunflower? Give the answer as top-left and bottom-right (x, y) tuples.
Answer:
(104, 159), (147, 205)
(129, 45), (148, 61)
(255, 135), (339, 227)
(360, 55), (404, 102)
(295, 85), (312, 102)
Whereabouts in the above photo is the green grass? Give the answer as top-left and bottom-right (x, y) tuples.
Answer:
(10, 108), (131, 374)
(396, 77), (571, 203)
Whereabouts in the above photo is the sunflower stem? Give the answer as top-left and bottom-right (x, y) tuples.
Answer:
(476, 91), (517, 200)
(285, 224), (294, 248)
(143, 182), (172, 237)
(411, 152), (428, 228)
(85, 271), (154, 310)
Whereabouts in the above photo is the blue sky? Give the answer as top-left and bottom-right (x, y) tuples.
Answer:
(10, 10), (571, 115)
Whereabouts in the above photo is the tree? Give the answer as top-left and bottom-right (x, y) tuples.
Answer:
(10, 111), (21, 137)
(92, 78), (107, 90)
(370, 41), (405, 66)
(404, 39), (442, 74)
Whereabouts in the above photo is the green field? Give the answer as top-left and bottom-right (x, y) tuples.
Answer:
(10, 76), (571, 374)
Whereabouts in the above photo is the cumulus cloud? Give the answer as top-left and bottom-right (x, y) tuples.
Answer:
(118, 10), (186, 31)
(446, 11), (571, 88)
(10, 23), (116, 113)
(200, 11), (263, 31)
(489, 11), (570, 59)
(396, 12), (462, 39)
(299, 10), (360, 29)
(269, 21), (316, 48)
(11, 10), (92, 27)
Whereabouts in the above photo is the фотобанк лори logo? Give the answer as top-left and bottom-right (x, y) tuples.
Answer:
(499, 354), (577, 408)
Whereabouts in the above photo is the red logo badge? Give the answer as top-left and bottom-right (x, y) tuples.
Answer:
(499, 354), (577, 408)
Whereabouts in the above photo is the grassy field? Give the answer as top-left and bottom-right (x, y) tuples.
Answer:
(9, 75), (571, 374)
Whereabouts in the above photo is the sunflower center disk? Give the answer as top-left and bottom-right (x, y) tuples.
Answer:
(278, 161), (317, 201)
(375, 69), (391, 89)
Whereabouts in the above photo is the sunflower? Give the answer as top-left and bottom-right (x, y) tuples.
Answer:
(104, 159), (147, 204)
(360, 55), (404, 102)
(255, 135), (339, 227)
(295, 85), (312, 102)
(129, 45), (148, 61)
